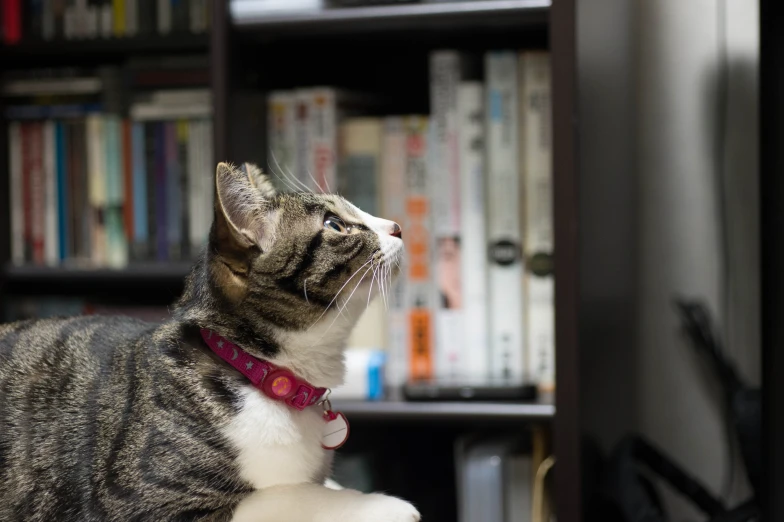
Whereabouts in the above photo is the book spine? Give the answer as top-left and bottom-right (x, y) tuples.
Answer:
(131, 121), (148, 261)
(122, 120), (133, 247)
(125, 0), (136, 35)
(381, 116), (408, 389)
(56, 121), (70, 262)
(405, 115), (434, 381)
(43, 121), (59, 266)
(74, 120), (92, 263)
(165, 121), (181, 261)
(294, 89), (312, 191)
(43, 0), (55, 40)
(177, 120), (190, 258)
(520, 51), (555, 392)
(3, 0), (21, 44)
(30, 123), (46, 265)
(155, 122), (167, 261)
(486, 51), (524, 381)
(458, 81), (489, 380)
(87, 114), (107, 266)
(308, 88), (337, 193)
(8, 122), (24, 265)
(112, 0), (124, 36)
(146, 122), (159, 261)
(102, 0), (113, 38)
(21, 124), (33, 262)
(202, 119), (214, 246)
(108, 116), (127, 268)
(172, 0), (187, 32)
(157, 0), (171, 34)
(267, 91), (296, 192)
(429, 50), (464, 379)
(187, 120), (200, 251)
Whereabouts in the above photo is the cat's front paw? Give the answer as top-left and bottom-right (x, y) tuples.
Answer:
(346, 493), (420, 522)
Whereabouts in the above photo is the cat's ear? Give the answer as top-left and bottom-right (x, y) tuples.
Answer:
(243, 162), (277, 199)
(214, 162), (268, 255)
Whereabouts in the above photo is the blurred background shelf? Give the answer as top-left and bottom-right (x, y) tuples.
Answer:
(1, 263), (192, 298)
(333, 397), (554, 422)
(231, 0), (550, 35)
(0, 35), (209, 66)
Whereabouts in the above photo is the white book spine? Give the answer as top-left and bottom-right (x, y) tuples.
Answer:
(308, 88), (338, 193)
(158, 0), (172, 33)
(87, 115), (107, 266)
(430, 50), (464, 379)
(8, 122), (23, 266)
(520, 51), (555, 391)
(486, 51), (525, 381)
(267, 91), (297, 191)
(43, 121), (59, 267)
(458, 82), (489, 380)
(100, 2), (113, 38)
(381, 116), (408, 388)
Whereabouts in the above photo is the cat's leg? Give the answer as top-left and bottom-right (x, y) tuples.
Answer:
(230, 483), (420, 522)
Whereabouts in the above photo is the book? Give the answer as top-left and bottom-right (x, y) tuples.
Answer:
(486, 51), (525, 382)
(381, 116), (408, 390)
(457, 81), (489, 381)
(86, 114), (107, 266)
(520, 51), (555, 392)
(430, 50), (464, 380)
(267, 90), (298, 192)
(43, 120), (59, 267)
(8, 122), (24, 265)
(340, 118), (386, 356)
(131, 121), (148, 261)
(404, 115), (435, 381)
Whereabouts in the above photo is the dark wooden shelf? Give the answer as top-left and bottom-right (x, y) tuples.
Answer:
(333, 397), (554, 421)
(1, 263), (192, 296)
(231, 0), (550, 34)
(0, 34), (209, 65)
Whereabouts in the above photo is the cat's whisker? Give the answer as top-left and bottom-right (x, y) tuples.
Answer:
(319, 263), (376, 341)
(303, 279), (310, 305)
(306, 169), (324, 194)
(307, 257), (375, 330)
(266, 159), (300, 194)
(269, 148), (312, 193)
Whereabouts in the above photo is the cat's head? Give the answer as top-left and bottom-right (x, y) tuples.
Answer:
(205, 162), (403, 335)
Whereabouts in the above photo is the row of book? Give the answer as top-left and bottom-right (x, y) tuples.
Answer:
(1, 0), (210, 44)
(6, 85), (214, 268)
(268, 50), (554, 390)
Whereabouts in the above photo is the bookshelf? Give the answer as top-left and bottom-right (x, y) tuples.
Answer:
(214, 1), (579, 521)
(0, 0), (582, 520)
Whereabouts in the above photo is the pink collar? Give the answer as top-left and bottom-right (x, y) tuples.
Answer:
(200, 328), (329, 411)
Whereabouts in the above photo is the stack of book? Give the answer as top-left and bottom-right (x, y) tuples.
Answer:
(4, 67), (214, 269)
(1, 0), (210, 44)
(266, 49), (555, 393)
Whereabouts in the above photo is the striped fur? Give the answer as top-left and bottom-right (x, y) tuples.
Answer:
(0, 163), (415, 521)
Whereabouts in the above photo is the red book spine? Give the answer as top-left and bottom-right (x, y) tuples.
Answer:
(3, 0), (21, 44)
(122, 120), (134, 242)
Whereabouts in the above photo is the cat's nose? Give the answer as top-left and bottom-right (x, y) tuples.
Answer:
(390, 222), (402, 239)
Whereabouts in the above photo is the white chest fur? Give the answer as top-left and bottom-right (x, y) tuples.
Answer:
(223, 386), (331, 489)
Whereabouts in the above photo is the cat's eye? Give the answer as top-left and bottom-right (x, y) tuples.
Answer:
(324, 215), (350, 234)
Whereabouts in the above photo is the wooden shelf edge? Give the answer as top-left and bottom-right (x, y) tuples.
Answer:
(0, 34), (209, 60)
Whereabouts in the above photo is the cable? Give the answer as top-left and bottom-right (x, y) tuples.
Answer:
(714, 0), (737, 500)
(533, 455), (555, 522)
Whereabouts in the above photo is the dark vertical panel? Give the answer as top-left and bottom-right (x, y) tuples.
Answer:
(211, 0), (230, 163)
(759, 0), (784, 517)
(551, 0), (581, 521)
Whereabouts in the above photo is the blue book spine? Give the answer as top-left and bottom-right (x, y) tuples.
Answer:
(56, 122), (69, 262)
(155, 122), (168, 262)
(132, 123), (148, 247)
(367, 352), (386, 401)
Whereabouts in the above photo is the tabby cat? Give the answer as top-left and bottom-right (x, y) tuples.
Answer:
(0, 163), (419, 522)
